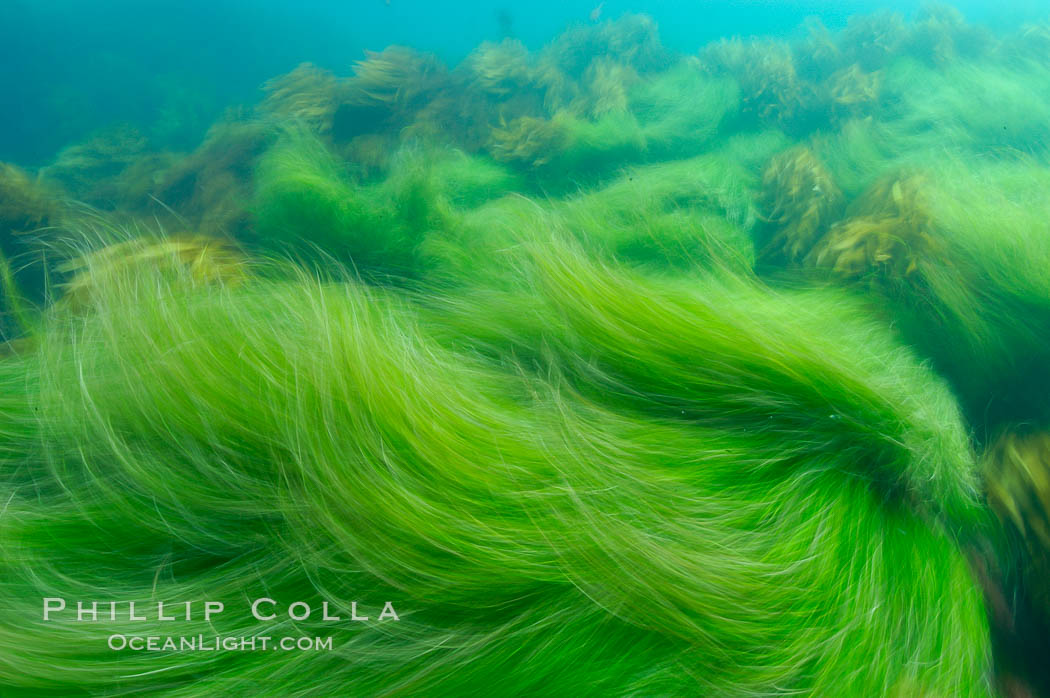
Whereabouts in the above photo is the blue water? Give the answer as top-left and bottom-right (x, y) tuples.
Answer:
(1, 0), (1046, 165)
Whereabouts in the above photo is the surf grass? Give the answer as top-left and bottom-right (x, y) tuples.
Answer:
(0, 233), (993, 695)
(253, 129), (457, 279)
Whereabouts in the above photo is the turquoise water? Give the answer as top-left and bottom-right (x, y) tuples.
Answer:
(1, 0), (1046, 163)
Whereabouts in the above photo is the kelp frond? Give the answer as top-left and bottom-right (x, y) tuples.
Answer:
(806, 174), (937, 278)
(759, 146), (844, 262)
(58, 234), (247, 310)
(260, 63), (345, 135)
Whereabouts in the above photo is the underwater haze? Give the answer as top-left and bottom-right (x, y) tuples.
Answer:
(1, 0), (1048, 163)
(5, 1), (1050, 696)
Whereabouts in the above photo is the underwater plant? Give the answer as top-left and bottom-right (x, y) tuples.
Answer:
(761, 154), (1050, 447)
(983, 431), (1050, 643)
(547, 112), (647, 179)
(575, 57), (638, 118)
(259, 62), (346, 137)
(810, 115), (935, 200)
(486, 115), (569, 168)
(905, 2), (996, 67)
(338, 46), (450, 139)
(40, 125), (172, 211)
(985, 431), (1050, 564)
(805, 173), (936, 279)
(486, 109), (646, 187)
(253, 129), (393, 266)
(907, 160), (1050, 436)
(758, 146), (844, 263)
(540, 13), (671, 80)
(980, 428), (1050, 697)
(0, 163), (69, 310)
(879, 57), (1050, 153)
(346, 46), (448, 109)
(794, 17), (847, 81)
(58, 234), (247, 311)
(838, 10), (908, 72)
(11, 4), (1050, 693)
(531, 56), (580, 115)
(628, 60), (740, 158)
(427, 238), (994, 693)
(702, 37), (829, 134)
(0, 163), (63, 238)
(0, 229), (995, 696)
(1005, 21), (1050, 60)
(407, 39), (549, 153)
(460, 39), (536, 99)
(472, 153), (758, 275)
(419, 143), (761, 284)
(253, 129), (458, 278)
(151, 113), (275, 238)
(413, 148), (522, 209)
(825, 63), (881, 119)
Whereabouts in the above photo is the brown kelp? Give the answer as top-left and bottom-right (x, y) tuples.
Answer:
(702, 38), (819, 131)
(460, 38), (536, 99)
(539, 13), (671, 80)
(151, 114), (275, 238)
(984, 432), (1050, 603)
(41, 126), (173, 211)
(259, 62), (346, 137)
(339, 46), (450, 139)
(0, 163), (63, 237)
(758, 146), (844, 263)
(805, 173), (936, 279)
(0, 163), (68, 307)
(58, 234), (247, 311)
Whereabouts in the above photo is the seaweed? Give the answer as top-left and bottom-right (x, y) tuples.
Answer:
(806, 174), (936, 279)
(338, 46), (450, 139)
(486, 115), (569, 168)
(0, 163), (67, 308)
(419, 148), (522, 208)
(0, 163), (63, 237)
(794, 18), (846, 81)
(5, 5), (1046, 694)
(259, 62), (345, 137)
(40, 126), (171, 210)
(984, 431), (1050, 621)
(576, 57), (638, 118)
(552, 153), (758, 271)
(460, 39), (535, 99)
(151, 113), (275, 238)
(540, 13), (671, 80)
(982, 428), (1050, 694)
(825, 63), (881, 118)
(252, 129), (453, 278)
(1006, 21), (1050, 60)
(701, 38), (820, 132)
(58, 234), (247, 311)
(838, 10), (908, 72)
(790, 158), (1050, 445)
(758, 146), (844, 263)
(629, 60), (739, 158)
(906, 2), (996, 67)
(877, 57), (1050, 154)
(0, 234), (993, 696)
